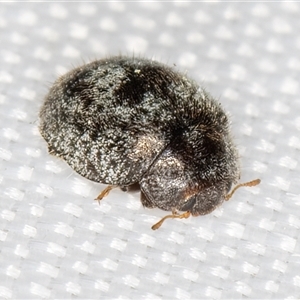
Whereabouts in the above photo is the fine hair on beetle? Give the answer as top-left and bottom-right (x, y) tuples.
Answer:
(39, 55), (260, 230)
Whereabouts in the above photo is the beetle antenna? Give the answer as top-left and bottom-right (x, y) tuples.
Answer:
(225, 179), (261, 201)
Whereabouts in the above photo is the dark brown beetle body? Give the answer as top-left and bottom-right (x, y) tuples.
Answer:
(39, 56), (260, 229)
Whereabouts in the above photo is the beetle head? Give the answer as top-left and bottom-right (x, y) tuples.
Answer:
(140, 130), (240, 215)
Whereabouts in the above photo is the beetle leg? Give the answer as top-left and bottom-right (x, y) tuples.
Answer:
(95, 185), (117, 202)
(225, 179), (261, 201)
(151, 210), (191, 230)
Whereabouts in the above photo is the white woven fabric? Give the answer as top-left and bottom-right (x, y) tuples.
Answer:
(0, 2), (299, 299)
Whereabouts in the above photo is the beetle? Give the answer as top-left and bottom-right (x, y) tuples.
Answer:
(39, 56), (260, 229)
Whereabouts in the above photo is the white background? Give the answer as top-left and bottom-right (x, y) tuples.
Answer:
(0, 2), (299, 299)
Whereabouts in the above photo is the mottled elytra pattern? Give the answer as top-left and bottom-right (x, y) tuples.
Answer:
(39, 56), (246, 224)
